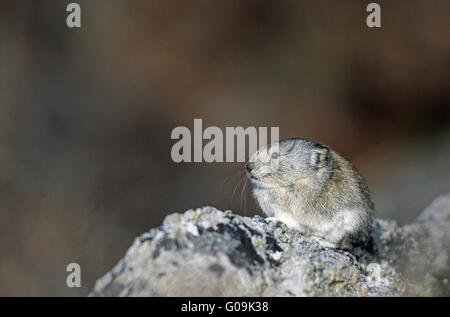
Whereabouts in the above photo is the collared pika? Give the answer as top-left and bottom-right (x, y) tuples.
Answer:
(245, 138), (374, 250)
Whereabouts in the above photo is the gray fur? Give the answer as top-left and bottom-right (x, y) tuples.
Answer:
(246, 138), (374, 250)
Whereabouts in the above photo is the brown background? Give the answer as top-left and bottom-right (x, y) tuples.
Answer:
(0, 0), (449, 296)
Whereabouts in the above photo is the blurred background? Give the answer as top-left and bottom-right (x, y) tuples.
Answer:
(0, 0), (449, 296)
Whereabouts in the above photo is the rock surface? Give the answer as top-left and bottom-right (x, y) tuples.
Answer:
(91, 195), (450, 296)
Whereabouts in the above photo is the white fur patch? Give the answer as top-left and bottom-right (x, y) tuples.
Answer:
(267, 208), (299, 229)
(319, 209), (360, 243)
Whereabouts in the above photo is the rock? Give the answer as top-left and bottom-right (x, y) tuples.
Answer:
(90, 195), (450, 296)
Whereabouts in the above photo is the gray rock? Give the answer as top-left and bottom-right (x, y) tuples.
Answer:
(90, 195), (450, 296)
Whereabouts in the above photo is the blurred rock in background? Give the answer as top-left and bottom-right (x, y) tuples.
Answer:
(0, 0), (449, 295)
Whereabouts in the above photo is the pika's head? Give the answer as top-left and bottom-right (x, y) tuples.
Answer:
(245, 138), (332, 190)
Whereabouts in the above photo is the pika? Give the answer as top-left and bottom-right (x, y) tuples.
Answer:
(245, 138), (374, 250)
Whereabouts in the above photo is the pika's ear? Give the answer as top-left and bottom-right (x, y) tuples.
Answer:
(309, 145), (330, 169)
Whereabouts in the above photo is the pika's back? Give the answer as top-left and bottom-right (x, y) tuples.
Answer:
(319, 149), (375, 215)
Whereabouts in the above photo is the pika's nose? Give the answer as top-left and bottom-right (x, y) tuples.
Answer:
(245, 161), (255, 172)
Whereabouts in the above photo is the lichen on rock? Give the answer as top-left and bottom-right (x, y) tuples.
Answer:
(91, 195), (450, 297)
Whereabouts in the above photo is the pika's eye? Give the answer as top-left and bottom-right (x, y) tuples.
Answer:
(271, 152), (280, 159)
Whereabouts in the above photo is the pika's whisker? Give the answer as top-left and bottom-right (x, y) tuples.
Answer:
(230, 175), (245, 208)
(240, 176), (248, 216)
(221, 168), (245, 192)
